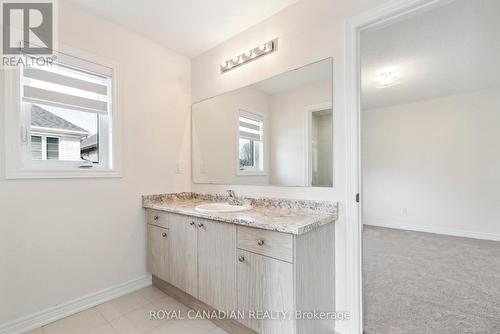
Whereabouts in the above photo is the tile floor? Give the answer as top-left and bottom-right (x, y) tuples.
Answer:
(23, 286), (229, 334)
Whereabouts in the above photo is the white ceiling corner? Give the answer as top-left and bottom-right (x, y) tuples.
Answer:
(66, 0), (299, 58)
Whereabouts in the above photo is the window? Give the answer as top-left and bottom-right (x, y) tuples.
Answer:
(27, 101), (100, 163)
(31, 135), (43, 160)
(4, 47), (120, 179)
(31, 135), (60, 160)
(238, 110), (264, 174)
(46, 137), (59, 160)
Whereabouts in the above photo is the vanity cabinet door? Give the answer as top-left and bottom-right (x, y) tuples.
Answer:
(164, 213), (198, 297)
(147, 224), (169, 282)
(197, 218), (237, 311)
(237, 250), (295, 334)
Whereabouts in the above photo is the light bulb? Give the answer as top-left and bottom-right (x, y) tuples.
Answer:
(375, 70), (400, 89)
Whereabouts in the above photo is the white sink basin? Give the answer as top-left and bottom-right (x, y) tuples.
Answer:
(195, 202), (252, 213)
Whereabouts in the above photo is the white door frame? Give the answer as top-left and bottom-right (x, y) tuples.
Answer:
(344, 0), (456, 333)
(304, 101), (333, 187)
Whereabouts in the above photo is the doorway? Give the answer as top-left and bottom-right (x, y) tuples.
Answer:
(306, 105), (333, 187)
(359, 0), (500, 333)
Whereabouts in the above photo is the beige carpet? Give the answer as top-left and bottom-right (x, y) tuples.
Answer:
(363, 226), (500, 334)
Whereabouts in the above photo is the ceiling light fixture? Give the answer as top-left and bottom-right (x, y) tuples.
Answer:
(374, 70), (400, 89)
(220, 39), (277, 73)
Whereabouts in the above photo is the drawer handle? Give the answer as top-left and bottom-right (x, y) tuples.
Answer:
(198, 222), (205, 229)
(161, 232), (167, 238)
(153, 216), (159, 221)
(257, 239), (265, 246)
(190, 221), (196, 226)
(238, 256), (245, 262)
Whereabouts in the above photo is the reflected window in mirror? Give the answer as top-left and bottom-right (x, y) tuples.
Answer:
(238, 110), (264, 174)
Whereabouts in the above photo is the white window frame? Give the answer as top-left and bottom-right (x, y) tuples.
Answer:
(236, 109), (266, 176)
(30, 134), (60, 160)
(4, 44), (122, 179)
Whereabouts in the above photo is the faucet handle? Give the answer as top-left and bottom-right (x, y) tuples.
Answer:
(227, 189), (236, 197)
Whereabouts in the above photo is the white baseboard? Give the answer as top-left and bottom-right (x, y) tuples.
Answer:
(0, 274), (152, 334)
(364, 219), (500, 242)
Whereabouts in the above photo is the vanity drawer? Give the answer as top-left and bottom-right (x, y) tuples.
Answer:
(237, 226), (293, 263)
(147, 210), (170, 229)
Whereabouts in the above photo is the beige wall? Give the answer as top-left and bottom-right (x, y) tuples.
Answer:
(269, 80), (332, 186)
(190, 0), (391, 331)
(0, 1), (191, 325)
(363, 87), (500, 241)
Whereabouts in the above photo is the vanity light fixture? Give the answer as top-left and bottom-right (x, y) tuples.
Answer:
(375, 69), (400, 88)
(220, 39), (277, 73)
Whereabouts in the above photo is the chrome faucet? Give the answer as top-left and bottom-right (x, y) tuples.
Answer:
(227, 190), (237, 204)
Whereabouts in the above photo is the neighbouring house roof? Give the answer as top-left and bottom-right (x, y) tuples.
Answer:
(31, 105), (89, 134)
(81, 133), (98, 152)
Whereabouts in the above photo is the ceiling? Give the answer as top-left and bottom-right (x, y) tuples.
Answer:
(67, 0), (298, 58)
(253, 58), (332, 95)
(361, 0), (500, 110)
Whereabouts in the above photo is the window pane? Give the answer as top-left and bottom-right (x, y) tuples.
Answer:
(238, 111), (264, 172)
(31, 135), (42, 160)
(28, 102), (100, 162)
(80, 131), (99, 163)
(46, 137), (59, 160)
(239, 138), (254, 168)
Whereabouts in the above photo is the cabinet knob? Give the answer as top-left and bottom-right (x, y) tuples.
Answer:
(257, 239), (265, 246)
(153, 216), (159, 221)
(198, 222), (205, 228)
(190, 221), (196, 226)
(238, 256), (245, 262)
(161, 232), (167, 238)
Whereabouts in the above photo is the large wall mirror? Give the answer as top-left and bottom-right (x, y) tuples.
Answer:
(192, 58), (333, 187)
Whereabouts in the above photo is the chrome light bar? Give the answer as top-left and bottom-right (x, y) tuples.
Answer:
(220, 39), (277, 73)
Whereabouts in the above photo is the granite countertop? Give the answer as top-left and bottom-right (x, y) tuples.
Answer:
(142, 192), (338, 235)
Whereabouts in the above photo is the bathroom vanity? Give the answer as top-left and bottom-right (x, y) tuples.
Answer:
(142, 193), (338, 334)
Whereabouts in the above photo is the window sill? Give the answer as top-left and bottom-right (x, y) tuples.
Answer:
(236, 171), (267, 176)
(5, 168), (122, 180)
